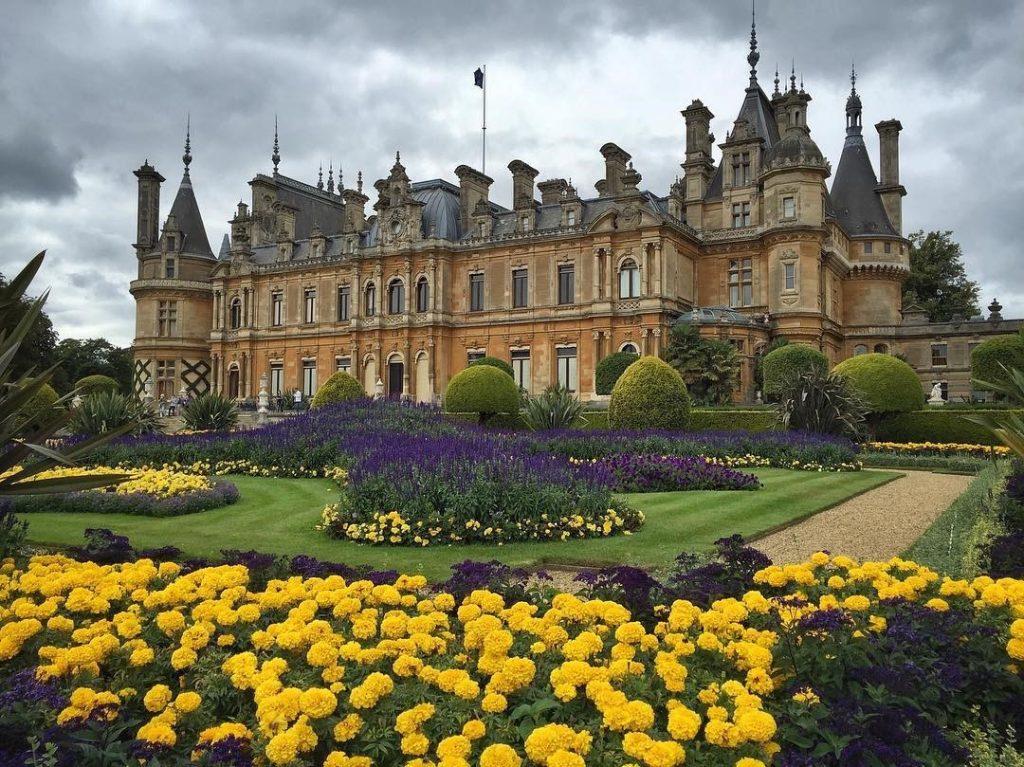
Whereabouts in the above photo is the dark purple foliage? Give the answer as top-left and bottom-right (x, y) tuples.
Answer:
(666, 534), (771, 607)
(592, 453), (760, 492)
(436, 560), (541, 603)
(0, 669), (66, 710)
(574, 565), (664, 624)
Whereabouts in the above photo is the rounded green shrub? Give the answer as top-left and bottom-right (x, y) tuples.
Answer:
(762, 344), (828, 395)
(18, 381), (60, 431)
(311, 372), (366, 409)
(74, 374), (120, 396)
(595, 352), (639, 395)
(608, 356), (691, 430)
(971, 335), (1024, 397)
(467, 356), (514, 379)
(832, 352), (923, 414)
(444, 365), (520, 423)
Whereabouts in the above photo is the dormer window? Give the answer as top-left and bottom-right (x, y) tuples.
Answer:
(520, 215), (531, 232)
(566, 210), (577, 226)
(164, 258), (176, 279)
(731, 152), (752, 185)
(478, 221), (487, 237)
(782, 196), (796, 220)
(731, 202), (751, 228)
(167, 235), (176, 251)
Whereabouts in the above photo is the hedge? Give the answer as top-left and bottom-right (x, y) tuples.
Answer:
(687, 409), (777, 432)
(443, 365), (520, 423)
(594, 352), (639, 395)
(467, 356), (515, 378)
(608, 356), (691, 430)
(74, 374), (120, 396)
(761, 344), (828, 396)
(19, 380), (60, 431)
(875, 409), (1023, 446)
(971, 335), (1024, 396)
(832, 353), (923, 414)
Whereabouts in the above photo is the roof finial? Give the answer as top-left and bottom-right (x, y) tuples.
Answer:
(799, 73), (805, 94)
(271, 116), (280, 174)
(327, 161), (334, 194)
(338, 165), (344, 192)
(182, 114), (192, 178)
(773, 64), (780, 96)
(317, 164), (324, 191)
(747, 0), (760, 85)
(790, 61), (797, 93)
(850, 61), (857, 96)
(357, 170), (363, 193)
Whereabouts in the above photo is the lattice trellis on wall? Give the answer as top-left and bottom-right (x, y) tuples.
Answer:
(133, 359), (152, 395)
(181, 359), (211, 397)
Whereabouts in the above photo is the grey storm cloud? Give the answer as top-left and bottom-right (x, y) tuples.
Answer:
(0, 0), (1021, 346)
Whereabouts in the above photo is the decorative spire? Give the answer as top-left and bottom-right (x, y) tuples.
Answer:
(850, 62), (857, 97)
(357, 170), (363, 194)
(317, 164), (324, 191)
(799, 73), (805, 95)
(338, 165), (344, 192)
(747, 0), (760, 85)
(326, 161), (335, 194)
(182, 114), (192, 179)
(789, 62), (797, 94)
(773, 64), (780, 96)
(271, 116), (280, 174)
(845, 61), (863, 135)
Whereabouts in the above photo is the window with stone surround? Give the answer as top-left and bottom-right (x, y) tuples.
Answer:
(728, 258), (753, 307)
(511, 349), (531, 392)
(558, 264), (575, 305)
(512, 268), (528, 308)
(931, 343), (948, 367)
(302, 360), (317, 397)
(337, 286), (349, 321)
(556, 346), (578, 393)
(271, 292), (283, 326)
(155, 359), (176, 399)
(416, 277), (429, 313)
(619, 259), (640, 299)
(470, 272), (484, 312)
(335, 357), (351, 374)
(782, 196), (796, 219)
(732, 151), (752, 185)
(157, 300), (177, 337)
(269, 362), (284, 396)
(164, 258), (176, 279)
(387, 279), (405, 315)
(365, 283), (376, 317)
(784, 262), (796, 291)
(304, 289), (317, 324)
(863, 242), (873, 255)
(731, 201), (752, 228)
(229, 297), (242, 329)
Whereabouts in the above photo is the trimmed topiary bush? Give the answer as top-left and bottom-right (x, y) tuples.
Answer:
(972, 335), (1024, 399)
(832, 352), (923, 415)
(467, 356), (514, 379)
(18, 380), (59, 431)
(761, 344), (828, 396)
(311, 371), (366, 409)
(608, 356), (691, 430)
(444, 365), (520, 424)
(74, 374), (120, 396)
(595, 352), (639, 395)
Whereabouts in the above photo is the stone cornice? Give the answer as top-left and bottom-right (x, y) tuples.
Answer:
(130, 279), (214, 296)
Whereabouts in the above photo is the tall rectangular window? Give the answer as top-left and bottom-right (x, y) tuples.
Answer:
(164, 258), (176, 279)
(729, 258), (753, 307)
(731, 151), (751, 185)
(157, 300), (177, 337)
(470, 273), (484, 312)
(931, 343), (948, 367)
(416, 279), (429, 313)
(566, 210), (577, 226)
(337, 286), (350, 321)
(863, 242), (873, 254)
(335, 356), (351, 374)
(731, 202), (752, 228)
(155, 359), (176, 399)
(271, 292), (283, 326)
(556, 346), (578, 393)
(782, 196), (796, 219)
(884, 241), (892, 254)
(511, 349), (531, 392)
(512, 268), (528, 308)
(269, 362), (284, 396)
(302, 360), (317, 397)
(558, 264), (575, 305)
(784, 263), (796, 291)
(304, 289), (316, 324)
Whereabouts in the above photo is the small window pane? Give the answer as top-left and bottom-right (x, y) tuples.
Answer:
(558, 265), (575, 305)
(512, 268), (528, 308)
(470, 273), (484, 312)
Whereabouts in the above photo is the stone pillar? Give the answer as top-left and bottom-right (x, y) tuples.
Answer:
(214, 291), (221, 329)
(592, 248), (602, 300)
(592, 331), (603, 392)
(643, 245), (652, 295)
(240, 352), (248, 397)
(212, 354), (219, 394)
(350, 343), (360, 381)
(352, 268), (361, 320)
(404, 260), (413, 313)
(604, 251), (614, 299)
(428, 338), (436, 402)
(640, 327), (650, 356)
(653, 243), (663, 294)
(652, 328), (662, 356)
(403, 341), (411, 397)
(429, 260), (438, 311)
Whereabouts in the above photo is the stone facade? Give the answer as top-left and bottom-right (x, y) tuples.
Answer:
(129, 31), (1015, 406)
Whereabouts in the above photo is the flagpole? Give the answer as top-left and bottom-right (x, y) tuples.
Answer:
(481, 64), (487, 175)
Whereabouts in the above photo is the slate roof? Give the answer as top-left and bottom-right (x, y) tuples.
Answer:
(704, 85), (780, 202)
(830, 133), (897, 237)
(257, 173), (345, 239)
(167, 173), (214, 258)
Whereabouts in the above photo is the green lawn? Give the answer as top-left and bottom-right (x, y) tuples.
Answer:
(20, 469), (899, 580)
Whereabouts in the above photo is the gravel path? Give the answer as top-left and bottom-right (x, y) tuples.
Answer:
(751, 470), (972, 563)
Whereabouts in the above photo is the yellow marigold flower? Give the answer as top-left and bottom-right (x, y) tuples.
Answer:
(480, 743), (522, 767)
(130, 647), (155, 667)
(462, 719), (486, 740)
(402, 733), (430, 756)
(925, 598), (949, 612)
(735, 709), (777, 743)
(436, 735), (472, 760)
(1008, 638), (1024, 661)
(299, 687), (337, 719)
(173, 691), (201, 714)
(737, 759), (767, 767)
(547, 750), (585, 767)
(1011, 619), (1024, 640)
(170, 646), (198, 670)
(481, 692), (507, 713)
(792, 687), (820, 705)
(667, 704), (701, 741)
(137, 719), (176, 746)
(333, 713), (363, 742)
(143, 684), (173, 713)
(842, 595), (871, 612)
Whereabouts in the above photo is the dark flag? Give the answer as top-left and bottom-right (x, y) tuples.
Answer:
(474, 68), (484, 88)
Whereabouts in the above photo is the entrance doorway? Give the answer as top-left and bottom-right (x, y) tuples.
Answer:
(388, 361), (404, 398)
(227, 368), (240, 399)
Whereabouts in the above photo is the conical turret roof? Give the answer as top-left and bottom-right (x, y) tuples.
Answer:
(166, 172), (214, 257)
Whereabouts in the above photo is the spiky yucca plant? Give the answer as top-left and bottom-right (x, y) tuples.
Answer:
(67, 390), (163, 436)
(968, 365), (1024, 458)
(777, 369), (868, 440)
(181, 393), (239, 431)
(0, 252), (134, 497)
(521, 386), (583, 431)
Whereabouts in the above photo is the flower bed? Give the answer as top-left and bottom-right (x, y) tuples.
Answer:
(865, 441), (1010, 458)
(580, 454), (761, 492)
(0, 552), (1022, 766)
(4, 466), (239, 517)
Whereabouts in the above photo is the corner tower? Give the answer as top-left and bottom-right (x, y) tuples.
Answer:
(129, 120), (215, 400)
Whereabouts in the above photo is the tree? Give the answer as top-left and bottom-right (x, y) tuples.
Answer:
(902, 230), (980, 322)
(662, 323), (741, 405)
(51, 337), (133, 393)
(0, 271), (59, 379)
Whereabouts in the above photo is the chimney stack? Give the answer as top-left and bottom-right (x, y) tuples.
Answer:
(599, 143), (631, 196)
(537, 178), (568, 204)
(508, 160), (539, 210)
(133, 161), (165, 255)
(455, 165), (494, 234)
(875, 119), (906, 235)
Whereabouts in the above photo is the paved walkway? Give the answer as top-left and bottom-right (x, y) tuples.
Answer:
(752, 470), (972, 564)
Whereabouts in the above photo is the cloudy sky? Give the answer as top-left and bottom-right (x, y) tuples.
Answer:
(1, 0), (1021, 346)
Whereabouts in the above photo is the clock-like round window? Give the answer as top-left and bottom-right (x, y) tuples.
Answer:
(389, 218), (402, 236)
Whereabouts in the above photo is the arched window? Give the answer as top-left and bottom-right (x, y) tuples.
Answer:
(416, 277), (429, 313)
(853, 344), (868, 356)
(365, 283), (376, 317)
(619, 259), (640, 299)
(874, 343), (889, 354)
(620, 343), (639, 355)
(229, 297), (242, 329)
(387, 279), (405, 315)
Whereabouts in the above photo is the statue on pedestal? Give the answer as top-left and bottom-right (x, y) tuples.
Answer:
(927, 382), (945, 406)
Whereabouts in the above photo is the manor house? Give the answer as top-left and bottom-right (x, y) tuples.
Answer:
(129, 24), (1013, 405)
